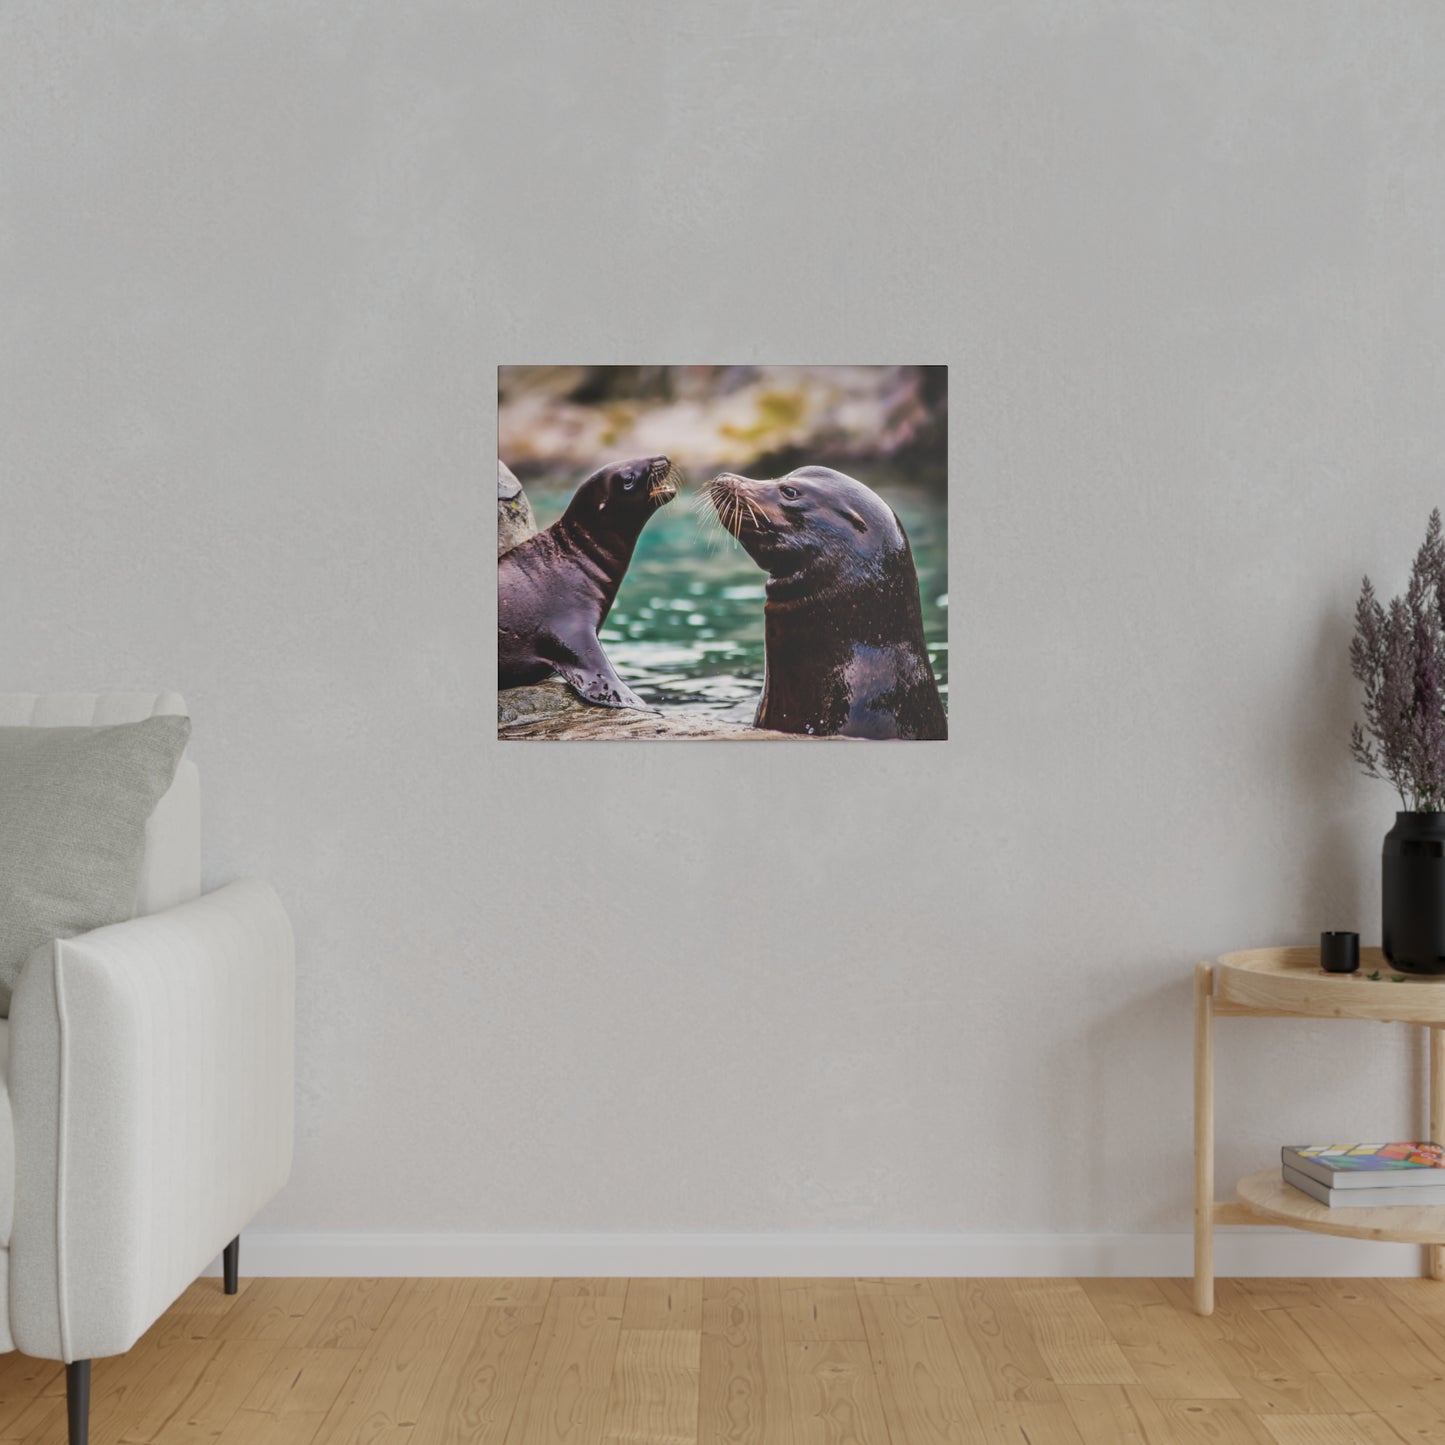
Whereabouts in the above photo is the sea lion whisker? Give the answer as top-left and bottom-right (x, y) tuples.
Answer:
(693, 499), (725, 552)
(693, 485), (721, 527)
(698, 493), (732, 553)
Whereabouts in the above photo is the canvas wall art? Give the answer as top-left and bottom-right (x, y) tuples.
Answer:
(497, 365), (947, 741)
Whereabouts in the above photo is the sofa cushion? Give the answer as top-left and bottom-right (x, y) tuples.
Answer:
(0, 694), (201, 920)
(0, 716), (191, 1015)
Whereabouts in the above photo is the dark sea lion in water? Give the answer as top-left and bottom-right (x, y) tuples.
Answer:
(499, 456), (678, 708)
(706, 465), (947, 739)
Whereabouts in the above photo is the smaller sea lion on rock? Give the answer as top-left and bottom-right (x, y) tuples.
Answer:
(498, 456), (678, 709)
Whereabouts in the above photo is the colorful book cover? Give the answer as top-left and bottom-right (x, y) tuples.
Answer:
(1287, 1143), (1445, 1172)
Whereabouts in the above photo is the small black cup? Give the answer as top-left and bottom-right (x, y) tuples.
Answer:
(1321, 931), (1360, 974)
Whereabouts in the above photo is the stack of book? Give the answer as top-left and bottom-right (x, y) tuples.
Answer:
(1283, 1143), (1445, 1207)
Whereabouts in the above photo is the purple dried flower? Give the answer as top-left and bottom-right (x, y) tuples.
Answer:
(1352, 510), (1445, 811)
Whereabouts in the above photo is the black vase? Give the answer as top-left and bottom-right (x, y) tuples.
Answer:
(1383, 812), (1445, 975)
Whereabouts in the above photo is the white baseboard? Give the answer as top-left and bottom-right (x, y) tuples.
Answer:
(204, 1229), (1429, 1278)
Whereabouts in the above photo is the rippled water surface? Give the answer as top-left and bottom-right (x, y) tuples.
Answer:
(522, 473), (949, 722)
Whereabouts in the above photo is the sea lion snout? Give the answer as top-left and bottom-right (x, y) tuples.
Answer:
(707, 472), (778, 550)
(646, 455), (680, 506)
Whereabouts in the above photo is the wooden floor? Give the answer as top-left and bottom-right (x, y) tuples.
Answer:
(4, 1277), (1445, 1443)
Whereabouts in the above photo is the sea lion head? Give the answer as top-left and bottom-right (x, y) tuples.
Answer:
(569, 456), (680, 533)
(706, 465), (907, 587)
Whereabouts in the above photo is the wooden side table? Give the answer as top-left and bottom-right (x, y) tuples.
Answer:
(1194, 946), (1445, 1315)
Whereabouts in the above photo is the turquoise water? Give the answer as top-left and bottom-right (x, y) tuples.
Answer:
(522, 474), (949, 722)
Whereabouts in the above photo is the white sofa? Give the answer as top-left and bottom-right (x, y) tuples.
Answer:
(0, 692), (294, 1445)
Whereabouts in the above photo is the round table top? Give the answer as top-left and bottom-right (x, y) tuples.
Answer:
(1216, 946), (1445, 1023)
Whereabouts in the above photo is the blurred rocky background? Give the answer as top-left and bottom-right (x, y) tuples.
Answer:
(498, 364), (947, 488)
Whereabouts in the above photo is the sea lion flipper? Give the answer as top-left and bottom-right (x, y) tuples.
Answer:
(552, 643), (654, 712)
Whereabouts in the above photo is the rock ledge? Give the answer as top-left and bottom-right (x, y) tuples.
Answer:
(498, 681), (834, 741)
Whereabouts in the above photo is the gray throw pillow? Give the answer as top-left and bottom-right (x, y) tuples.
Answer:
(0, 714), (192, 1014)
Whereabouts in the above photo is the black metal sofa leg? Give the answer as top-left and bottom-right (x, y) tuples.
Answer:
(66, 1360), (90, 1445)
(223, 1235), (240, 1295)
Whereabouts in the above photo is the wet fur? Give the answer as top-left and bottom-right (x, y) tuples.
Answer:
(499, 457), (678, 709)
(706, 465), (947, 740)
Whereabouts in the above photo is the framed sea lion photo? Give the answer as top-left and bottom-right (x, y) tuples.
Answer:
(496, 365), (948, 742)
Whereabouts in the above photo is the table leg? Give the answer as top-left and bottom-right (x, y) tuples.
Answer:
(1194, 962), (1214, 1315)
(1431, 1025), (1445, 1282)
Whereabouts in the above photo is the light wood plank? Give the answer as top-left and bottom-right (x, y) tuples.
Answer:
(1143, 1398), (1278, 1445)
(785, 1342), (888, 1445)
(1213, 1281), (1377, 1411)
(410, 1303), (545, 1445)
(856, 1281), (982, 1444)
(0, 1358), (62, 1438)
(1058, 1384), (1153, 1444)
(311, 1277), (474, 1443)
(101, 1336), (222, 1444)
(973, 1398), (1087, 1444)
(778, 1284), (864, 1343)
(1341, 1372), (1445, 1444)
(602, 1329), (699, 1445)
(1080, 1277), (1236, 1398)
(699, 1279), (793, 1445)
(1260, 1414), (1403, 1445)
(287, 1278), (402, 1350)
(168, 1279), (246, 1318)
(478, 1281), (555, 1307)
(205, 1278), (332, 1343)
(212, 1347), (362, 1445)
(151, 1339), (283, 1444)
(1267, 1288), (1412, 1379)
(1161, 1278), (1366, 1416)
(1310, 1278), (1445, 1376)
(623, 1280), (704, 1332)
(552, 1280), (631, 1299)
(9, 1396), (66, 1445)
(930, 1277), (1059, 1403)
(1006, 1280), (1138, 1387)
(504, 1292), (624, 1445)
(853, 1279), (932, 1298)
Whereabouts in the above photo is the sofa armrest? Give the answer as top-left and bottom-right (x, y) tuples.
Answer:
(7, 879), (294, 1361)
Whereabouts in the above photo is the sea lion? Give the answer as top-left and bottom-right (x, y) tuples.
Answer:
(706, 465), (947, 739)
(498, 456), (678, 709)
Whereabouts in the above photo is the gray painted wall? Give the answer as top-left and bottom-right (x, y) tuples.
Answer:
(3, 0), (1443, 1238)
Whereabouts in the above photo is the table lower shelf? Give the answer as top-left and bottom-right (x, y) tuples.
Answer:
(1234, 1168), (1445, 1244)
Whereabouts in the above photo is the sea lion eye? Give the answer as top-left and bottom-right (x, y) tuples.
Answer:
(622, 478), (636, 491)
(780, 485), (801, 500)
